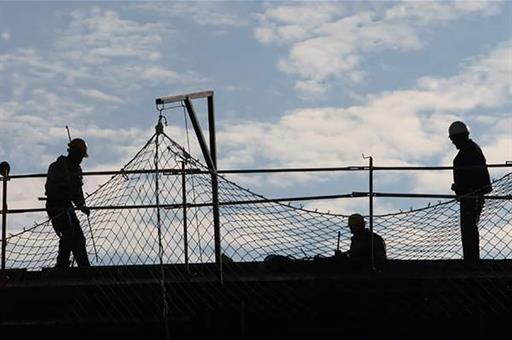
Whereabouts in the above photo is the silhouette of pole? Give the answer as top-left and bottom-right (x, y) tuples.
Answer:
(154, 117), (170, 340)
(184, 96), (222, 283)
(181, 160), (189, 272)
(5, 163), (511, 180)
(207, 94), (223, 284)
(363, 155), (375, 271)
(1, 162), (9, 271)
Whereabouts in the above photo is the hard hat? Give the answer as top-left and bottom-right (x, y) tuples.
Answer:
(68, 138), (88, 157)
(348, 213), (365, 227)
(0, 161), (10, 177)
(448, 121), (469, 137)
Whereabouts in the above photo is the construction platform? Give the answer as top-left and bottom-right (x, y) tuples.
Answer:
(1, 259), (512, 339)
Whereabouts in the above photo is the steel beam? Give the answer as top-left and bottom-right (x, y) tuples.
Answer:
(183, 96), (222, 282)
(156, 91), (214, 106)
(1, 162), (9, 270)
(183, 98), (216, 171)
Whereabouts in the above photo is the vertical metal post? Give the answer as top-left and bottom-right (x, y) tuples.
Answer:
(183, 95), (222, 283)
(154, 118), (170, 340)
(207, 94), (223, 283)
(369, 156), (375, 271)
(1, 162), (9, 271)
(1, 175), (7, 271)
(207, 95), (217, 168)
(181, 160), (189, 272)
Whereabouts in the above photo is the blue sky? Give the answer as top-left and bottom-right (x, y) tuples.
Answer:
(0, 1), (511, 227)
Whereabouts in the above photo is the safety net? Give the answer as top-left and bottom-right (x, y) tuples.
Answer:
(3, 128), (512, 271)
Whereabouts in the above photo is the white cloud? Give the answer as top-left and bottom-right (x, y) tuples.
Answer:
(304, 197), (399, 216)
(58, 7), (167, 65)
(383, 1), (501, 23)
(254, 3), (345, 45)
(0, 7), (210, 175)
(218, 40), (512, 194)
(255, 1), (504, 95)
(77, 88), (123, 104)
(134, 2), (250, 27)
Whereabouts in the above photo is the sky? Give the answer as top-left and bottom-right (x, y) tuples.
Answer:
(0, 0), (511, 231)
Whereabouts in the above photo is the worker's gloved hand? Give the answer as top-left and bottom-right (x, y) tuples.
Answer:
(80, 206), (91, 216)
(451, 184), (461, 201)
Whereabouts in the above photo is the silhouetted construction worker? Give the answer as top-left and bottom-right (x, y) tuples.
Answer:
(341, 213), (387, 268)
(449, 121), (492, 262)
(45, 138), (91, 268)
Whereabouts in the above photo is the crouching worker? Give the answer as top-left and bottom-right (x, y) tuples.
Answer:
(45, 138), (91, 268)
(336, 213), (387, 269)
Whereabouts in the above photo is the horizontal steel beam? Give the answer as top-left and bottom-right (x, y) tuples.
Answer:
(373, 164), (512, 171)
(352, 192), (512, 200)
(5, 163), (512, 180)
(7, 168), (204, 179)
(156, 90), (213, 105)
(4, 193), (355, 215)
(5, 191), (512, 216)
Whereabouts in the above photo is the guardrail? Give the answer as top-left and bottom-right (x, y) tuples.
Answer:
(1, 161), (511, 272)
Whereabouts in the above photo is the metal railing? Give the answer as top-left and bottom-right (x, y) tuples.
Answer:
(1, 160), (511, 272)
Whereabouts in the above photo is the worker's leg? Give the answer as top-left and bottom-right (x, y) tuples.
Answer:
(56, 227), (73, 268)
(47, 208), (73, 268)
(460, 198), (480, 262)
(68, 210), (90, 267)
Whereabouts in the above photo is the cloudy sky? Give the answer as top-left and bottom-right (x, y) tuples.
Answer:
(0, 1), (511, 225)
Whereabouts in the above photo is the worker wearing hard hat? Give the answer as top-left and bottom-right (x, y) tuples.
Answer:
(45, 138), (91, 268)
(449, 121), (492, 262)
(343, 213), (387, 268)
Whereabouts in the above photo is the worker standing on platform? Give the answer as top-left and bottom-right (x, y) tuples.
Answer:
(341, 213), (387, 267)
(45, 138), (91, 268)
(449, 121), (492, 262)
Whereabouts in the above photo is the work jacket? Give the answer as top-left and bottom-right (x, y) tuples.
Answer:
(453, 139), (492, 195)
(45, 155), (85, 208)
(349, 229), (387, 265)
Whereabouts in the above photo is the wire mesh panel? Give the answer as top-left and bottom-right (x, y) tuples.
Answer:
(3, 130), (512, 270)
(2, 124), (512, 336)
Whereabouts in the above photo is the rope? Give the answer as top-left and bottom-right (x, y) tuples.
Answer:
(155, 113), (170, 340)
(182, 104), (203, 262)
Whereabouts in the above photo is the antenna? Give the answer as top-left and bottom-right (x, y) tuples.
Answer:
(65, 125), (72, 142)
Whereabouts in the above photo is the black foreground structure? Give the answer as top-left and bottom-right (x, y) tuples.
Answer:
(2, 92), (512, 339)
(2, 260), (512, 340)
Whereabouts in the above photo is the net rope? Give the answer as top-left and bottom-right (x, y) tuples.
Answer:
(2, 123), (512, 329)
(3, 128), (512, 270)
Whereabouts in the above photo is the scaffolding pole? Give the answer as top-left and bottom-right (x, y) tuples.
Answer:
(1, 161), (9, 271)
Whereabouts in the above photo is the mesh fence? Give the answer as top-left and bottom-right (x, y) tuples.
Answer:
(3, 129), (512, 271)
(2, 124), (512, 335)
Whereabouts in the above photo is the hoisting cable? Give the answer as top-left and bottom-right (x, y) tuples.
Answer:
(182, 103), (204, 262)
(155, 109), (170, 340)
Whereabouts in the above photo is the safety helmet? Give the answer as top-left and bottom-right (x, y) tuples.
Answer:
(448, 121), (469, 137)
(68, 138), (88, 157)
(0, 161), (10, 177)
(348, 213), (365, 228)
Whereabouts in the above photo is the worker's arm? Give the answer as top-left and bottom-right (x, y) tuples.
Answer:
(69, 166), (90, 215)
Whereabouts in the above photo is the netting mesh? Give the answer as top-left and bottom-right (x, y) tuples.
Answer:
(3, 130), (512, 271)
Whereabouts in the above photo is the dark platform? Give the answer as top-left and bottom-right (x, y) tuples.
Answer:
(1, 259), (512, 340)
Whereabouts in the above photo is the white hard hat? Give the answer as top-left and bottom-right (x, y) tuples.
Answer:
(448, 121), (469, 137)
